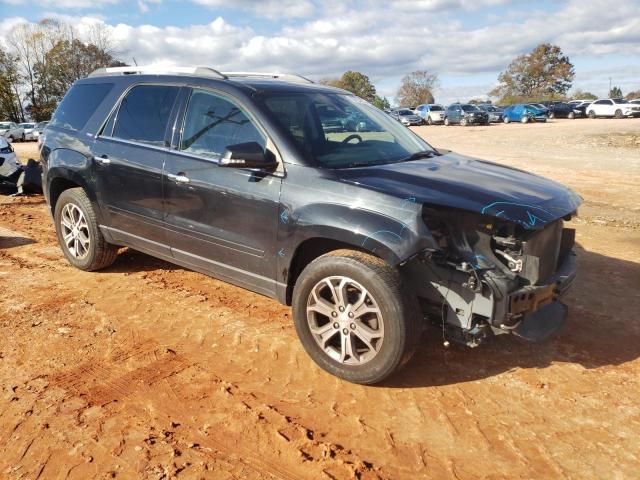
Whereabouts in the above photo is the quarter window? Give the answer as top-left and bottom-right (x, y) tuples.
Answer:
(112, 85), (179, 146)
(180, 89), (265, 160)
(50, 82), (114, 131)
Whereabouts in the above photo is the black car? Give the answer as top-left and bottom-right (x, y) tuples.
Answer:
(476, 104), (503, 123)
(41, 66), (582, 384)
(543, 102), (579, 119)
(444, 103), (490, 126)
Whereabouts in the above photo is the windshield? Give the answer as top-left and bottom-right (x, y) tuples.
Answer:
(612, 98), (627, 104)
(259, 92), (436, 169)
(0, 123), (11, 129)
(461, 105), (480, 112)
(397, 109), (414, 115)
(20, 123), (35, 128)
(430, 105), (443, 111)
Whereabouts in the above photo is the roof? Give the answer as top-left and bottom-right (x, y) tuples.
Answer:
(85, 66), (347, 95)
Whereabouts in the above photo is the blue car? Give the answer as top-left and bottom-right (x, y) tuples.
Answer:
(502, 104), (548, 124)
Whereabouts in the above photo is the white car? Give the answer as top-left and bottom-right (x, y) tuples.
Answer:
(19, 123), (38, 141)
(586, 99), (640, 118)
(0, 122), (26, 142)
(630, 99), (640, 105)
(414, 104), (445, 124)
(0, 136), (22, 182)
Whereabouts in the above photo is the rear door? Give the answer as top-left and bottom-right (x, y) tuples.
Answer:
(162, 87), (283, 296)
(91, 84), (181, 253)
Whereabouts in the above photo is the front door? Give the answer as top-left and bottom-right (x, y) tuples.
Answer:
(92, 84), (181, 252)
(163, 87), (282, 296)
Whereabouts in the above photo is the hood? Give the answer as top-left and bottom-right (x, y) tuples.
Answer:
(338, 152), (582, 230)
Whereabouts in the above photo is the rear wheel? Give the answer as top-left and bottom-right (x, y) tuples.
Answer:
(549, 112), (555, 119)
(614, 109), (623, 119)
(460, 117), (468, 127)
(504, 116), (510, 124)
(444, 117), (450, 126)
(292, 250), (421, 384)
(54, 188), (118, 271)
(568, 112), (575, 119)
(521, 115), (529, 124)
(427, 116), (433, 125)
(588, 110), (596, 119)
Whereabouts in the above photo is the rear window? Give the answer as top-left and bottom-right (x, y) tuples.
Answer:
(50, 83), (113, 131)
(111, 85), (179, 146)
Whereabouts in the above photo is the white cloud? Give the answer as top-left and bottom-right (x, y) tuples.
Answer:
(1, 0), (638, 103)
(193, 0), (316, 18)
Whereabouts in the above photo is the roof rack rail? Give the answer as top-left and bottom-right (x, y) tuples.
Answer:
(88, 66), (228, 80)
(222, 71), (314, 84)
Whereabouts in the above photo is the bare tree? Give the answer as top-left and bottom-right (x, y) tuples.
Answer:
(396, 70), (439, 107)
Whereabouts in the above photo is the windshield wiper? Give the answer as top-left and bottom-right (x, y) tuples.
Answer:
(399, 150), (438, 162)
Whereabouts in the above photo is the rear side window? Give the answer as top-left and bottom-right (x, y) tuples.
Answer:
(50, 83), (113, 131)
(112, 85), (179, 146)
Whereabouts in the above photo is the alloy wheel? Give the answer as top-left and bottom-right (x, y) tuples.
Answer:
(306, 276), (384, 365)
(60, 203), (90, 259)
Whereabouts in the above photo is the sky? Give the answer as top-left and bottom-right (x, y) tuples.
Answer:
(1, 0), (639, 105)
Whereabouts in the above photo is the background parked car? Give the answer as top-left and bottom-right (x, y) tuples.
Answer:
(587, 99), (640, 118)
(543, 102), (579, 119)
(19, 122), (38, 141)
(35, 121), (49, 136)
(570, 101), (592, 118)
(502, 104), (548, 123)
(629, 99), (640, 105)
(527, 103), (550, 117)
(444, 103), (489, 126)
(390, 108), (424, 126)
(476, 104), (503, 123)
(414, 104), (445, 125)
(0, 122), (25, 142)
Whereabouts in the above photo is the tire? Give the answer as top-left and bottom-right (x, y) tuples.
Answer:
(8, 135), (14, 142)
(568, 112), (575, 119)
(460, 117), (468, 127)
(549, 112), (555, 119)
(521, 115), (529, 124)
(504, 116), (510, 124)
(588, 110), (596, 119)
(20, 133), (25, 142)
(427, 116), (433, 125)
(54, 188), (118, 271)
(614, 109), (623, 119)
(444, 117), (450, 126)
(292, 249), (422, 385)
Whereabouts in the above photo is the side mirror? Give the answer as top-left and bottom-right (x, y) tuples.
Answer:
(220, 142), (278, 170)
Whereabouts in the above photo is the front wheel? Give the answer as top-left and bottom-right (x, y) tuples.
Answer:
(614, 109), (623, 119)
(427, 116), (433, 125)
(504, 116), (510, 124)
(460, 117), (468, 127)
(568, 112), (575, 119)
(549, 112), (555, 119)
(521, 115), (530, 124)
(54, 188), (119, 271)
(588, 110), (596, 118)
(292, 250), (421, 384)
(444, 117), (450, 126)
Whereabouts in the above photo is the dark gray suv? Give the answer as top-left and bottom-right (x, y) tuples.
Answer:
(41, 66), (581, 384)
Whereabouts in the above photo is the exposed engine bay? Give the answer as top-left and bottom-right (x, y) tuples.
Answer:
(404, 207), (578, 347)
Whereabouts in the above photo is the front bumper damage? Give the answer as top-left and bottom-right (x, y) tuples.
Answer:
(403, 219), (578, 347)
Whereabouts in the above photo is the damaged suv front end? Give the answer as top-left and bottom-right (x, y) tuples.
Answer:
(405, 204), (579, 346)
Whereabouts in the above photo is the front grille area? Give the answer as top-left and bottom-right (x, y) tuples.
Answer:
(519, 220), (572, 285)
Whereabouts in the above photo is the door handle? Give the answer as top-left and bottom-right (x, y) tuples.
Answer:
(94, 155), (110, 165)
(167, 173), (190, 184)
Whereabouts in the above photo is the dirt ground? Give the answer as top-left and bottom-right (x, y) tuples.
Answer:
(1, 118), (639, 479)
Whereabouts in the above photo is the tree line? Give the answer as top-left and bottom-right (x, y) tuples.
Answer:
(0, 19), (124, 123)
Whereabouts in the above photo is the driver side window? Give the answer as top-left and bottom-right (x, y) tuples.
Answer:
(180, 89), (266, 160)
